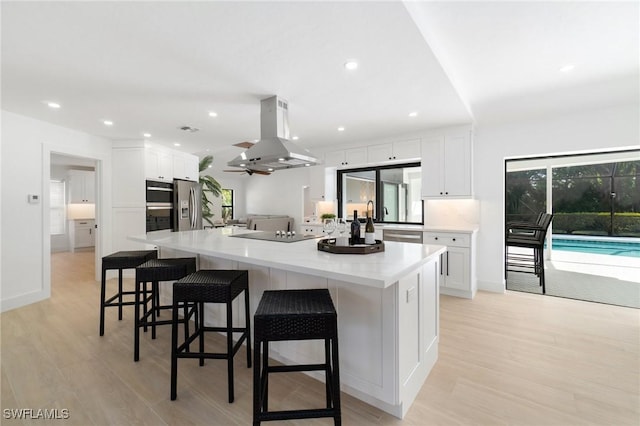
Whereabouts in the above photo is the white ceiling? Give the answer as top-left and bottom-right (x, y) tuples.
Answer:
(2, 1), (637, 161)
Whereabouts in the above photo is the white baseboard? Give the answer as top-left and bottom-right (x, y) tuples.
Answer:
(477, 278), (505, 293)
(1, 289), (50, 313)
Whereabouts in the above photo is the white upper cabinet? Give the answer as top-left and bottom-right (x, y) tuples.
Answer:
(308, 164), (326, 201)
(112, 147), (145, 208)
(324, 147), (367, 167)
(367, 139), (421, 164)
(173, 153), (199, 181)
(308, 165), (336, 202)
(145, 147), (173, 181)
(68, 170), (95, 203)
(392, 139), (421, 161)
(421, 129), (472, 198)
(366, 144), (393, 164)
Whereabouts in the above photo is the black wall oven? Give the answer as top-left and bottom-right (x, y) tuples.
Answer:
(146, 180), (174, 232)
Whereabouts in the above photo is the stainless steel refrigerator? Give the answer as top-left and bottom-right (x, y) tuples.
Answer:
(173, 179), (203, 231)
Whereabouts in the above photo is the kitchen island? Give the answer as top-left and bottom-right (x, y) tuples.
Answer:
(130, 228), (445, 418)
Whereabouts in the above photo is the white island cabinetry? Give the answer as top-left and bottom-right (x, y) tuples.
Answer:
(130, 229), (444, 419)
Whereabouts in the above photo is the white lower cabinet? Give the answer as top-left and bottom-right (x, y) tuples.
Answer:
(423, 230), (476, 299)
(69, 219), (95, 251)
(301, 223), (324, 235)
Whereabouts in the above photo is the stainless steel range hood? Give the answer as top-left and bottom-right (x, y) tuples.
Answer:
(227, 96), (320, 172)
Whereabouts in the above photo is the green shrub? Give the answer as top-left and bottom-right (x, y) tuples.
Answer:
(552, 212), (640, 236)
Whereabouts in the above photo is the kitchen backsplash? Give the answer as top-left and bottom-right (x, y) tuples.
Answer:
(423, 199), (479, 228)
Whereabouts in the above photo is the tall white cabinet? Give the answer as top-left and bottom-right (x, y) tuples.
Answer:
(111, 141), (199, 253)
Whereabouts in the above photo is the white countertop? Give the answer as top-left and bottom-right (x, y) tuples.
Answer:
(304, 222), (479, 233)
(130, 228), (446, 289)
(422, 224), (479, 233)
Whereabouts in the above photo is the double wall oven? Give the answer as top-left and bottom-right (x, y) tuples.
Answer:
(146, 180), (173, 232)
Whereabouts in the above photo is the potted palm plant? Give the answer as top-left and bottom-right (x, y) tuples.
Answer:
(199, 155), (222, 227)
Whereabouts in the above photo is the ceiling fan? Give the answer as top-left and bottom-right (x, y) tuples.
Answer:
(223, 142), (272, 176)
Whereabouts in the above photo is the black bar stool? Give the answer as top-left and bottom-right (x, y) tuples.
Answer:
(134, 257), (197, 362)
(170, 270), (251, 403)
(100, 250), (157, 336)
(253, 289), (341, 425)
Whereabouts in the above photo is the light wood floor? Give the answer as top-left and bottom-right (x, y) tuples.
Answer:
(1, 251), (639, 425)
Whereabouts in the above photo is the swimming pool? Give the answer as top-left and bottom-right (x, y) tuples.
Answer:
(551, 236), (640, 258)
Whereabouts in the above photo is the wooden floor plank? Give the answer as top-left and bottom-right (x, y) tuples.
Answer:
(0, 250), (638, 425)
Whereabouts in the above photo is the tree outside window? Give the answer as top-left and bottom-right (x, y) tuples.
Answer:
(221, 189), (233, 222)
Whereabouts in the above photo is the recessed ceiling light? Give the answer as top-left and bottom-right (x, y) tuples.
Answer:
(208, 165), (212, 168)
(103, 120), (113, 126)
(278, 158), (285, 161)
(143, 133), (151, 138)
(240, 163), (246, 167)
(304, 163), (311, 167)
(338, 127), (345, 132)
(268, 168), (274, 172)
(344, 61), (358, 70)
(208, 111), (218, 117)
(292, 136), (299, 140)
(559, 64), (575, 73)
(174, 143), (181, 147)
(47, 102), (61, 109)
(408, 112), (418, 118)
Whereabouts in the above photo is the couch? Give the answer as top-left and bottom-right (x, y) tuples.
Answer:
(231, 215), (294, 232)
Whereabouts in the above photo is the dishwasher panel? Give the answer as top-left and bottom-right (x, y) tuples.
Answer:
(382, 229), (423, 244)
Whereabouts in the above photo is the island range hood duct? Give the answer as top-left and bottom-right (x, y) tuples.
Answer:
(227, 96), (320, 172)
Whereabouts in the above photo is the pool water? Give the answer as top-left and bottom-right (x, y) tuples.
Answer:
(551, 237), (640, 258)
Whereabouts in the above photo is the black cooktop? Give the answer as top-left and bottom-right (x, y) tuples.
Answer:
(229, 231), (321, 243)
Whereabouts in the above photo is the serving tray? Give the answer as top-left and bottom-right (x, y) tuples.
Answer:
(317, 238), (385, 254)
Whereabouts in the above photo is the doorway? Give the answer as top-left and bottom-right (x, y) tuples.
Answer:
(505, 149), (640, 308)
(46, 151), (102, 296)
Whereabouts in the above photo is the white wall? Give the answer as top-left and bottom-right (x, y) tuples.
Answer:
(244, 167), (310, 231)
(1, 110), (112, 312)
(473, 103), (640, 292)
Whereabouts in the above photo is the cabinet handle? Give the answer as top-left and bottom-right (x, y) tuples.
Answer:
(452, 238), (456, 241)
(446, 252), (450, 276)
(439, 254), (443, 275)
(440, 192), (443, 195)
(445, 192), (448, 195)
(434, 237), (438, 240)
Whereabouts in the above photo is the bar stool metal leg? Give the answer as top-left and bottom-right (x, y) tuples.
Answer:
(100, 266), (107, 336)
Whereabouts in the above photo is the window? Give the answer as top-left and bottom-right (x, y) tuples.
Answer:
(221, 189), (234, 222)
(50, 180), (66, 235)
(506, 154), (639, 238)
(337, 162), (423, 224)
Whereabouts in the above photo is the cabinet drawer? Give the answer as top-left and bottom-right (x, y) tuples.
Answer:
(423, 232), (469, 248)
